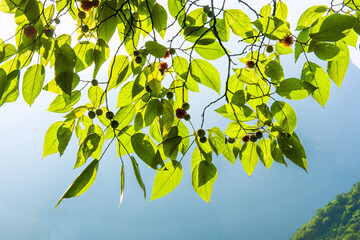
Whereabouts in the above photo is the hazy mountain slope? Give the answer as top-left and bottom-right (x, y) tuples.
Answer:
(292, 182), (360, 240)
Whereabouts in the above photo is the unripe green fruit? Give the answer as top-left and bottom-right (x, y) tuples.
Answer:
(256, 131), (263, 139)
(200, 136), (207, 143)
(266, 45), (274, 53)
(197, 129), (205, 137)
(203, 5), (210, 13)
(166, 91), (174, 99)
(111, 120), (119, 129)
(145, 85), (152, 93)
(208, 11), (215, 18)
(135, 56), (142, 64)
(250, 135), (257, 142)
(95, 108), (103, 116)
(106, 111), (114, 120)
(133, 50), (140, 57)
(185, 114), (191, 121)
(169, 48), (176, 55)
(54, 18), (60, 24)
(44, 29), (53, 38)
(88, 110), (95, 119)
(81, 25), (89, 33)
(91, 79), (98, 86)
(228, 137), (235, 144)
(182, 102), (190, 110)
(141, 93), (150, 102)
(78, 11), (86, 20)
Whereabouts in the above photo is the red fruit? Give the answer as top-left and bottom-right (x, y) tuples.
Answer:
(24, 26), (37, 38)
(245, 60), (255, 69)
(81, 0), (93, 11)
(176, 108), (187, 119)
(163, 49), (170, 59)
(242, 135), (250, 142)
(282, 34), (294, 47)
(159, 62), (168, 71)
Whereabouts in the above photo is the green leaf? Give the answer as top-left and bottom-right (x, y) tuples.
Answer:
(211, 18), (229, 41)
(327, 41), (349, 88)
(256, 104), (273, 125)
(192, 161), (217, 203)
(177, 120), (189, 155)
(22, 64), (45, 106)
(152, 3), (167, 38)
(117, 81), (133, 108)
(278, 133), (307, 172)
(55, 159), (99, 208)
(75, 133), (101, 169)
(276, 78), (316, 100)
(163, 136), (182, 159)
(270, 101), (297, 134)
(225, 121), (247, 139)
(144, 99), (162, 127)
(93, 39), (109, 78)
(256, 139), (273, 169)
(64, 105), (87, 120)
(57, 119), (75, 156)
(234, 68), (258, 85)
(208, 127), (225, 155)
(131, 133), (164, 169)
(240, 142), (259, 177)
(222, 143), (237, 165)
(161, 99), (174, 136)
(0, 68), (6, 99)
(108, 55), (131, 90)
(245, 82), (270, 110)
(231, 90), (251, 106)
(114, 104), (136, 131)
(190, 59), (221, 94)
(224, 9), (253, 38)
(42, 121), (63, 158)
(253, 16), (291, 40)
(97, 0), (117, 43)
(55, 53), (73, 95)
(134, 112), (144, 132)
(265, 60), (284, 81)
(275, 1), (288, 21)
(167, 0), (185, 21)
(301, 61), (330, 107)
(173, 56), (188, 79)
(74, 41), (94, 73)
(215, 104), (256, 122)
(151, 160), (183, 200)
(275, 41), (293, 55)
(296, 5), (327, 30)
(88, 85), (104, 109)
(0, 0), (22, 13)
(117, 126), (135, 156)
(0, 70), (19, 107)
(295, 28), (310, 62)
(310, 13), (356, 41)
(270, 139), (287, 166)
(194, 41), (226, 60)
(145, 41), (167, 58)
(130, 156), (146, 199)
(314, 43), (341, 60)
(119, 161), (125, 208)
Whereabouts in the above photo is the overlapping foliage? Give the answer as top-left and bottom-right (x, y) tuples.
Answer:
(0, 0), (358, 206)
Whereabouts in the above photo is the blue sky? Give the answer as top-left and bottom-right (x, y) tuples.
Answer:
(1, 1), (360, 239)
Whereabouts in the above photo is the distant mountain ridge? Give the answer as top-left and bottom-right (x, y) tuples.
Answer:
(292, 182), (360, 240)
